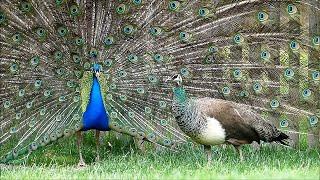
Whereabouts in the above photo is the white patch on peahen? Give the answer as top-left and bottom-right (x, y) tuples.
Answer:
(167, 74), (290, 162)
(0, 0), (319, 165)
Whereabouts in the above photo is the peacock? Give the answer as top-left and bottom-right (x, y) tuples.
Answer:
(167, 74), (290, 162)
(0, 0), (319, 165)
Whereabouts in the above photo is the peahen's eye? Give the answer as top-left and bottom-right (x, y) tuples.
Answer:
(302, 88), (311, 98)
(123, 24), (135, 35)
(198, 8), (209, 17)
(132, 0), (142, 5)
(104, 36), (114, 46)
(12, 33), (22, 43)
(313, 36), (319, 46)
(179, 32), (191, 42)
(57, 26), (68, 37)
(257, 12), (268, 22)
(260, 51), (270, 61)
(70, 5), (80, 16)
(149, 27), (162, 36)
(309, 116), (318, 126)
(128, 54), (138, 63)
(290, 40), (299, 50)
(116, 4), (127, 14)
(20, 2), (32, 13)
(280, 119), (289, 128)
(154, 53), (163, 62)
(168, 1), (180, 11)
(284, 68), (294, 79)
(270, 99), (280, 109)
(233, 34), (243, 44)
(287, 4), (297, 15)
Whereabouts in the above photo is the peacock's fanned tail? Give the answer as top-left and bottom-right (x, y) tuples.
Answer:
(0, 0), (319, 163)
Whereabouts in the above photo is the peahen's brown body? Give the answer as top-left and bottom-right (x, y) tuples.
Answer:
(0, 0), (319, 164)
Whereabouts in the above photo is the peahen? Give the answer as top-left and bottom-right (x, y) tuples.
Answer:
(167, 74), (290, 162)
(0, 0), (319, 165)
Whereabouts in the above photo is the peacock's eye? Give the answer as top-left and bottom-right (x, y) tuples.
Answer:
(57, 26), (68, 37)
(72, 54), (81, 63)
(233, 34), (244, 44)
(75, 37), (84, 46)
(117, 70), (127, 78)
(311, 71), (319, 81)
(208, 46), (218, 54)
(290, 40), (299, 50)
(309, 116), (318, 126)
(270, 99), (280, 109)
(116, 4), (127, 14)
(257, 12), (268, 22)
(253, 82), (262, 93)
(154, 53), (163, 62)
(148, 74), (158, 83)
(36, 28), (46, 38)
(104, 59), (113, 67)
(128, 54), (138, 63)
(70, 5), (80, 16)
(302, 88), (311, 98)
(179, 32), (191, 42)
(123, 24), (135, 35)
(89, 49), (98, 58)
(313, 36), (320, 46)
(54, 51), (63, 60)
(19, 89), (25, 97)
(284, 68), (294, 79)
(137, 87), (145, 94)
(34, 79), (42, 88)
(21, 2), (32, 13)
(55, 0), (64, 6)
(287, 4), (297, 15)
(10, 63), (19, 73)
(4, 100), (11, 108)
(168, 1), (180, 11)
(11, 33), (20, 42)
(233, 69), (242, 78)
(30, 56), (40, 66)
(132, 0), (142, 5)
(222, 86), (230, 95)
(44, 90), (51, 97)
(260, 51), (270, 61)
(280, 119), (289, 128)
(104, 36), (114, 46)
(198, 8), (209, 17)
(0, 12), (5, 24)
(149, 27), (162, 36)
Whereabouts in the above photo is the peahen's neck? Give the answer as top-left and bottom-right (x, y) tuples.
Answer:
(172, 86), (188, 118)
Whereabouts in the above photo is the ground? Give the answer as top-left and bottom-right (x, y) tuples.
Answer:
(0, 132), (319, 179)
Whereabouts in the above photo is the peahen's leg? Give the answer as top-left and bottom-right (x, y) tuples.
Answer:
(95, 130), (100, 162)
(76, 131), (86, 167)
(233, 145), (244, 162)
(204, 145), (212, 164)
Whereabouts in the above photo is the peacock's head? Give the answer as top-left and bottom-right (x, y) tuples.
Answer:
(166, 74), (182, 86)
(92, 63), (102, 77)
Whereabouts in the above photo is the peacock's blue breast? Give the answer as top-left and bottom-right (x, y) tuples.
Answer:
(82, 75), (110, 131)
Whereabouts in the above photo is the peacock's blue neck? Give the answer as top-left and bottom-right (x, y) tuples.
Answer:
(173, 86), (188, 105)
(82, 75), (110, 131)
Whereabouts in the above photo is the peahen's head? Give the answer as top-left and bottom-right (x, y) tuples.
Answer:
(166, 74), (182, 86)
(92, 63), (102, 77)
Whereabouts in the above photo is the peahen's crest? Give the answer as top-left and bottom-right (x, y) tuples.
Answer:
(1, 0), (319, 163)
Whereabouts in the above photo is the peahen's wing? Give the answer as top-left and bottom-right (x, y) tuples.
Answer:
(94, 0), (319, 145)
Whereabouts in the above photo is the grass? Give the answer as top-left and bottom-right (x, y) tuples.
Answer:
(0, 132), (319, 180)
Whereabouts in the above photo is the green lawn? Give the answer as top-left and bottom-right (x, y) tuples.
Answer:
(1, 132), (319, 179)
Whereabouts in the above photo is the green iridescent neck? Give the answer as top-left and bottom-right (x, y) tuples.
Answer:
(173, 86), (188, 104)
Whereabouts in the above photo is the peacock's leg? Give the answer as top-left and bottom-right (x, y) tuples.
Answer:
(204, 145), (212, 164)
(76, 131), (86, 167)
(233, 145), (244, 162)
(95, 130), (100, 162)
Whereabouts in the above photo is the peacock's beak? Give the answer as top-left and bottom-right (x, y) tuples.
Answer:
(95, 71), (100, 78)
